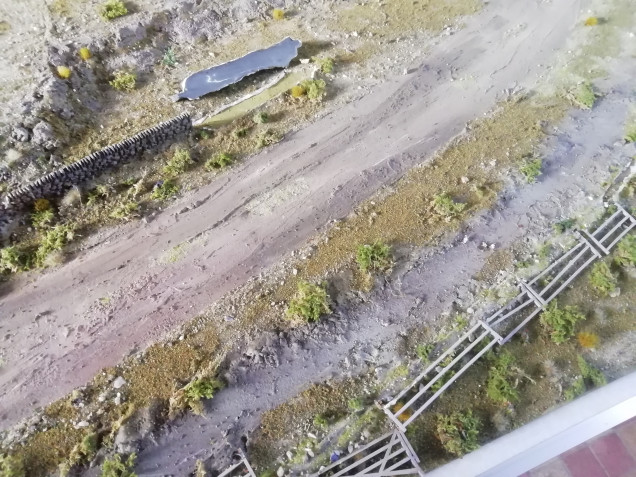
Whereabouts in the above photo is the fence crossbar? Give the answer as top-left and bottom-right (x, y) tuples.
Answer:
(590, 208), (623, 239)
(598, 216), (629, 244)
(391, 328), (490, 420)
(324, 438), (402, 477)
(545, 253), (598, 303)
(349, 447), (407, 477)
(403, 338), (498, 427)
(378, 432), (398, 474)
(482, 291), (527, 324)
(605, 222), (635, 250)
(529, 241), (585, 285)
(313, 433), (393, 476)
(387, 322), (483, 407)
(488, 297), (535, 328)
(535, 242), (594, 299)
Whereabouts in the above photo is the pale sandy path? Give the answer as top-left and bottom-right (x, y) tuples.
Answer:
(0, 0), (581, 428)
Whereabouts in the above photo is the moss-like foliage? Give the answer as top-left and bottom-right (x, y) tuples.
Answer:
(312, 57), (335, 74)
(57, 66), (71, 79)
(35, 224), (74, 266)
(614, 235), (636, 267)
(302, 79), (327, 100)
(109, 71), (136, 92)
(432, 192), (465, 218)
(520, 157), (542, 183)
(0, 454), (25, 477)
(163, 148), (193, 177)
(32, 209), (55, 230)
(540, 300), (586, 344)
(100, 0), (128, 20)
(151, 180), (179, 201)
(486, 351), (520, 404)
(435, 410), (481, 456)
(553, 218), (576, 234)
(170, 378), (223, 416)
(567, 82), (596, 109)
(286, 281), (331, 322)
(205, 153), (233, 171)
(356, 241), (392, 272)
(0, 246), (26, 274)
(100, 453), (136, 477)
(565, 355), (606, 400)
(79, 47), (92, 60)
(110, 201), (139, 220)
(588, 261), (618, 296)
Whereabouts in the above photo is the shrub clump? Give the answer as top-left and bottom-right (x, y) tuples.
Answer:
(435, 410), (481, 457)
(486, 351), (520, 404)
(162, 48), (177, 68)
(291, 80), (327, 101)
(0, 247), (27, 274)
(0, 453), (25, 477)
(169, 378), (224, 417)
(588, 261), (618, 296)
(584, 16), (599, 26)
(79, 47), (92, 60)
(100, 0), (128, 20)
(564, 355), (606, 400)
(163, 148), (193, 177)
(312, 57), (335, 74)
(432, 192), (465, 219)
(286, 281), (331, 322)
(553, 218), (576, 234)
(36, 224), (74, 266)
(110, 201), (139, 220)
(151, 180), (179, 201)
(614, 235), (636, 267)
(205, 153), (233, 171)
(110, 71), (136, 92)
(567, 82), (596, 109)
(356, 241), (392, 272)
(32, 209), (55, 230)
(520, 157), (542, 183)
(57, 66), (71, 79)
(540, 300), (586, 344)
(100, 453), (136, 477)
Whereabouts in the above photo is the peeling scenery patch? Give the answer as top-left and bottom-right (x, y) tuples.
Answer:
(176, 37), (302, 101)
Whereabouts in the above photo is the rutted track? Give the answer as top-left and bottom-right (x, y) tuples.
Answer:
(0, 0), (581, 430)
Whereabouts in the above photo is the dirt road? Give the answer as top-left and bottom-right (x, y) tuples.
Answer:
(131, 85), (635, 475)
(0, 0), (581, 428)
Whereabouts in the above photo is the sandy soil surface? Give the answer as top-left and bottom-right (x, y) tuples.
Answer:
(129, 81), (635, 475)
(0, 0), (582, 430)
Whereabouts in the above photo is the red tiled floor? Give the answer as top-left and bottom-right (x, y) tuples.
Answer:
(529, 458), (571, 477)
(562, 445), (608, 477)
(617, 419), (636, 459)
(590, 433), (636, 477)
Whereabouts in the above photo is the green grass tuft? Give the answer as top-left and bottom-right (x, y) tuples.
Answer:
(356, 241), (392, 272)
(151, 180), (179, 201)
(204, 153), (233, 171)
(100, 453), (136, 477)
(435, 410), (481, 457)
(286, 281), (331, 322)
(614, 235), (636, 267)
(433, 192), (465, 219)
(588, 261), (617, 296)
(100, 0), (128, 21)
(163, 148), (193, 177)
(520, 158), (543, 183)
(109, 71), (136, 92)
(486, 351), (519, 404)
(540, 300), (586, 344)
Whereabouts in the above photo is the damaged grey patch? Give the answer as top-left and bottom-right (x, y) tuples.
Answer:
(175, 37), (301, 101)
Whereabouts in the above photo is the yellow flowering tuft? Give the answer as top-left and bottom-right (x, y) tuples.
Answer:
(57, 66), (71, 79)
(79, 47), (92, 60)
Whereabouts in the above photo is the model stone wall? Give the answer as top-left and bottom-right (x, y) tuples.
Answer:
(0, 113), (192, 230)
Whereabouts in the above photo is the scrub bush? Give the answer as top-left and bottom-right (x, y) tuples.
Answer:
(520, 158), (542, 183)
(286, 281), (331, 322)
(204, 153), (233, 171)
(163, 148), (193, 177)
(486, 351), (519, 404)
(614, 235), (636, 267)
(356, 241), (392, 272)
(100, 0), (128, 21)
(588, 261), (617, 296)
(100, 453), (136, 477)
(433, 192), (465, 218)
(435, 410), (480, 456)
(151, 180), (179, 200)
(110, 71), (136, 92)
(540, 300), (586, 344)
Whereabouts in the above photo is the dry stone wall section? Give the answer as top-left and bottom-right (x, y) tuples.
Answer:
(0, 113), (192, 230)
